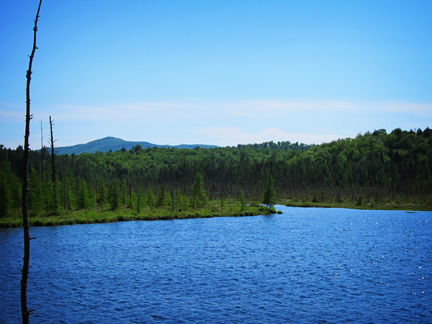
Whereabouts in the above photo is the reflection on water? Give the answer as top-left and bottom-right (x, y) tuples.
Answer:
(1, 207), (431, 323)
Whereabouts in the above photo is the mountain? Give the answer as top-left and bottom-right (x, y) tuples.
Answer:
(53, 137), (218, 155)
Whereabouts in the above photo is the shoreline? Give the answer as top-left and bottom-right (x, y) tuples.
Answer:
(284, 201), (432, 211)
(1, 201), (431, 229)
(0, 205), (280, 228)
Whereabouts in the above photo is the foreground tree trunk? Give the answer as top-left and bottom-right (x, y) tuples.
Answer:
(22, 1), (42, 323)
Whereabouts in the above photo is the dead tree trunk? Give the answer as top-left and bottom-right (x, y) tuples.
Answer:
(169, 151), (174, 212)
(22, 1), (42, 323)
(49, 116), (58, 213)
(40, 120), (44, 210)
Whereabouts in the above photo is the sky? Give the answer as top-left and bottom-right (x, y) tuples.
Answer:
(1, 0), (432, 149)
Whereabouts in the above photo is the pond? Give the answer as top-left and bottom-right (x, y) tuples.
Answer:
(1, 206), (431, 323)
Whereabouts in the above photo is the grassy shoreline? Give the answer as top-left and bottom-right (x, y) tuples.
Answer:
(284, 199), (432, 211)
(0, 202), (280, 228)
(2, 199), (431, 229)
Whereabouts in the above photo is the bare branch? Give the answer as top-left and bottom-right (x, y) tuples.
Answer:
(21, 1), (42, 323)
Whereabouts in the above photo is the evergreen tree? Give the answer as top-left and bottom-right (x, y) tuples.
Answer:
(45, 180), (58, 214)
(0, 170), (10, 217)
(27, 169), (42, 216)
(182, 195), (190, 211)
(137, 188), (146, 213)
(97, 180), (107, 208)
(87, 181), (96, 208)
(262, 176), (277, 208)
(63, 172), (75, 210)
(126, 183), (134, 209)
(78, 179), (90, 209)
(1, 126), (432, 212)
(0, 160), (23, 216)
(157, 186), (166, 207)
(239, 190), (246, 211)
(191, 172), (208, 208)
(166, 191), (173, 208)
(146, 186), (156, 209)
(174, 189), (184, 211)
(108, 179), (119, 210)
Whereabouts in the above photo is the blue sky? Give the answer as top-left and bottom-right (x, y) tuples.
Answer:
(1, 0), (432, 149)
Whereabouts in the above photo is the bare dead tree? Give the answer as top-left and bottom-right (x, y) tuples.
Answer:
(49, 116), (58, 213)
(40, 120), (44, 210)
(169, 151), (175, 212)
(22, 1), (42, 323)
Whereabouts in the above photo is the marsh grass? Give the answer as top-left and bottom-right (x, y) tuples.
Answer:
(0, 200), (277, 228)
(284, 198), (432, 211)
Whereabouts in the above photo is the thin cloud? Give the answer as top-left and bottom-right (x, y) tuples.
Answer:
(43, 99), (432, 123)
(53, 101), (213, 122)
(5, 99), (428, 150)
(226, 100), (362, 115)
(383, 102), (432, 113)
(0, 102), (25, 121)
(0, 110), (22, 119)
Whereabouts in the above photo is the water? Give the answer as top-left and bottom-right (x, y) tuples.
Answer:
(1, 206), (431, 323)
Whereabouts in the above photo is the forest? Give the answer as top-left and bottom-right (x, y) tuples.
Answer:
(1, 127), (431, 224)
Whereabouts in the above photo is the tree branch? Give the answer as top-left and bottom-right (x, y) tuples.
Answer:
(21, 1), (42, 323)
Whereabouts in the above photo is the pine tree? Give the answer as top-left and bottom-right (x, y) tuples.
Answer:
(126, 183), (134, 209)
(239, 190), (246, 211)
(182, 195), (190, 211)
(87, 181), (96, 208)
(137, 188), (145, 213)
(165, 191), (173, 208)
(63, 172), (75, 210)
(146, 186), (156, 209)
(0, 169), (10, 217)
(28, 169), (43, 216)
(191, 172), (208, 208)
(174, 189), (184, 211)
(157, 186), (166, 207)
(108, 179), (119, 210)
(97, 180), (107, 208)
(78, 179), (90, 209)
(262, 176), (276, 208)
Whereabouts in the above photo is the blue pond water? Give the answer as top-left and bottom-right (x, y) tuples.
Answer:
(1, 206), (431, 323)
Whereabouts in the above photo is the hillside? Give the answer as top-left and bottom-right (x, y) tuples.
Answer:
(1, 127), (431, 220)
(53, 137), (218, 155)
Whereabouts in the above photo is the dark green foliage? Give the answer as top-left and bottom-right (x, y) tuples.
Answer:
(262, 177), (277, 208)
(239, 191), (246, 211)
(157, 186), (166, 207)
(0, 160), (22, 217)
(237, 140), (311, 151)
(1, 127), (432, 216)
(108, 179), (119, 210)
(191, 172), (208, 208)
(78, 179), (90, 209)
(174, 189), (185, 211)
(146, 186), (156, 208)
(136, 189), (145, 213)
(27, 169), (42, 216)
(97, 180), (107, 208)
(0, 163), (11, 217)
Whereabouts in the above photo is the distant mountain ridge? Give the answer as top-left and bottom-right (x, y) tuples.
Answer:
(53, 137), (218, 155)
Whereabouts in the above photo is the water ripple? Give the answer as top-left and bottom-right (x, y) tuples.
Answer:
(1, 207), (431, 323)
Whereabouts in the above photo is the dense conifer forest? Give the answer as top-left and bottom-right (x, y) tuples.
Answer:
(1, 127), (431, 222)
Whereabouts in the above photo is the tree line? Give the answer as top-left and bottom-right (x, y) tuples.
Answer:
(1, 127), (431, 217)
